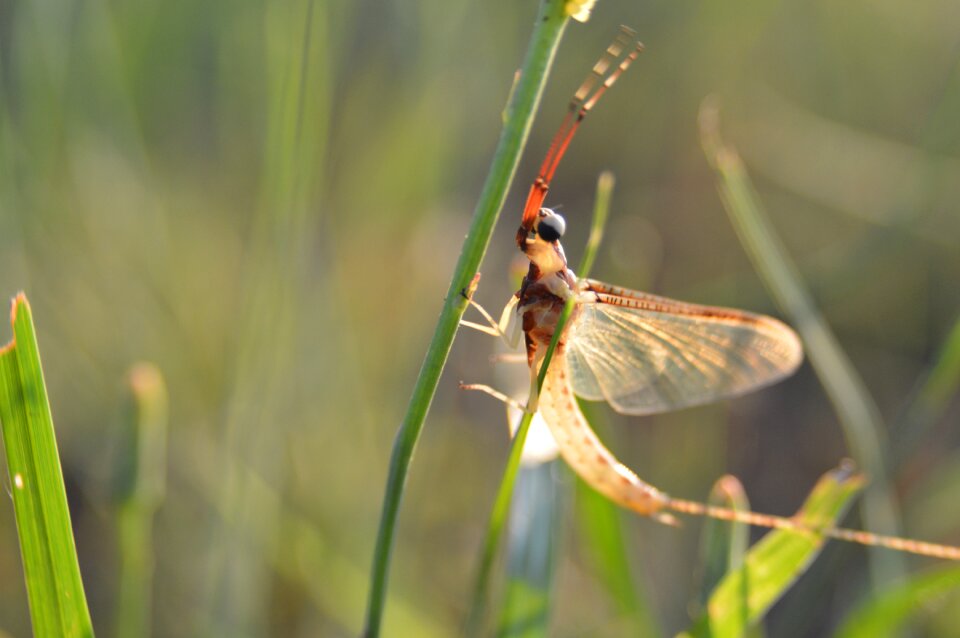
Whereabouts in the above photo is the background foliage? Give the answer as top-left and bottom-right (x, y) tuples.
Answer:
(0, 0), (958, 635)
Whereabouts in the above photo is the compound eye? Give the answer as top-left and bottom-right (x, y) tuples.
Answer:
(537, 212), (566, 243)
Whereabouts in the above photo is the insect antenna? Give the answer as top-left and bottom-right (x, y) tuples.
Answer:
(520, 26), (644, 231)
(665, 496), (960, 561)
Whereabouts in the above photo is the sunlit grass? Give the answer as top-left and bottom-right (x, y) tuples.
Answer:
(0, 295), (93, 638)
(0, 0), (958, 634)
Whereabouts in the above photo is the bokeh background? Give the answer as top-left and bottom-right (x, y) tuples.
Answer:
(1, 0), (959, 635)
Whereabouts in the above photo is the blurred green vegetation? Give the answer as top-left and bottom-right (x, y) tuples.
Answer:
(0, 0), (958, 635)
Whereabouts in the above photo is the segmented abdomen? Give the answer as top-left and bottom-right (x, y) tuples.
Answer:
(539, 354), (667, 515)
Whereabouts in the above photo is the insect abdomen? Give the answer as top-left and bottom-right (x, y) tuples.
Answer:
(539, 356), (667, 515)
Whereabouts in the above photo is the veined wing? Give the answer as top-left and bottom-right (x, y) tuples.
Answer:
(565, 280), (803, 415)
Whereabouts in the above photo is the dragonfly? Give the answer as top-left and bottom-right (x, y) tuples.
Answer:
(462, 26), (960, 560)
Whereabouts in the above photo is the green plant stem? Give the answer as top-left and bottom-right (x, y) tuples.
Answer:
(464, 172), (616, 635)
(363, 4), (570, 635)
(577, 170), (614, 278)
(114, 363), (168, 638)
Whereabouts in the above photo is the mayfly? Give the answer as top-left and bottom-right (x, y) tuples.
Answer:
(463, 26), (960, 560)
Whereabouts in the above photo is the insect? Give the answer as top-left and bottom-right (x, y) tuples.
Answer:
(462, 26), (960, 560)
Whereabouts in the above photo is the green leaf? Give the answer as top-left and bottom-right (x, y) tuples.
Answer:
(695, 476), (751, 609)
(0, 293), (94, 637)
(833, 566), (960, 638)
(678, 465), (863, 638)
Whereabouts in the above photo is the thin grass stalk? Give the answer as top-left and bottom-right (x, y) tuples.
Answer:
(496, 459), (563, 637)
(113, 363), (168, 638)
(363, 3), (572, 635)
(699, 101), (904, 584)
(464, 171), (616, 635)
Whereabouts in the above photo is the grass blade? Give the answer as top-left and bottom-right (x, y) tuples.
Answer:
(695, 476), (751, 610)
(364, 2), (572, 635)
(699, 101), (905, 585)
(834, 565), (960, 638)
(112, 363), (168, 638)
(496, 461), (563, 638)
(0, 293), (94, 638)
(679, 464), (864, 638)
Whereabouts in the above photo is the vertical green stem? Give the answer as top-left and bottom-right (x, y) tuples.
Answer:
(113, 363), (168, 638)
(363, 3), (570, 635)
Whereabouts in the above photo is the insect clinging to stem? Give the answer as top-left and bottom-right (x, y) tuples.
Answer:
(461, 25), (960, 561)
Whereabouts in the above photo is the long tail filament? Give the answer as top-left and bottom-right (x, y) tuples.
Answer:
(665, 497), (960, 561)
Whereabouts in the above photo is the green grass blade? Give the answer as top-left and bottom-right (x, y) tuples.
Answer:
(695, 476), (751, 610)
(496, 461), (563, 638)
(364, 2), (571, 635)
(699, 102), (904, 585)
(465, 169), (616, 635)
(679, 465), (864, 638)
(833, 565), (960, 638)
(113, 363), (168, 638)
(577, 171), (615, 279)
(0, 293), (94, 638)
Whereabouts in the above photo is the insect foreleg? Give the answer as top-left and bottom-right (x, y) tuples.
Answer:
(459, 382), (536, 415)
(459, 295), (522, 351)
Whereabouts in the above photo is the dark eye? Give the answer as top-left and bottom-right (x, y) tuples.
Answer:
(538, 213), (566, 242)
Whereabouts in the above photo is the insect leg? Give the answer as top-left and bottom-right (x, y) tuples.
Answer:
(459, 382), (535, 415)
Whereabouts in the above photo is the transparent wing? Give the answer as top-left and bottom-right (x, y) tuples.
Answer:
(566, 282), (803, 415)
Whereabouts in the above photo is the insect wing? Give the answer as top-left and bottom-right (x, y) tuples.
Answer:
(565, 287), (803, 415)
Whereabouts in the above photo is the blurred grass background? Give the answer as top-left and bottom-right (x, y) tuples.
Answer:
(1, 0), (959, 636)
